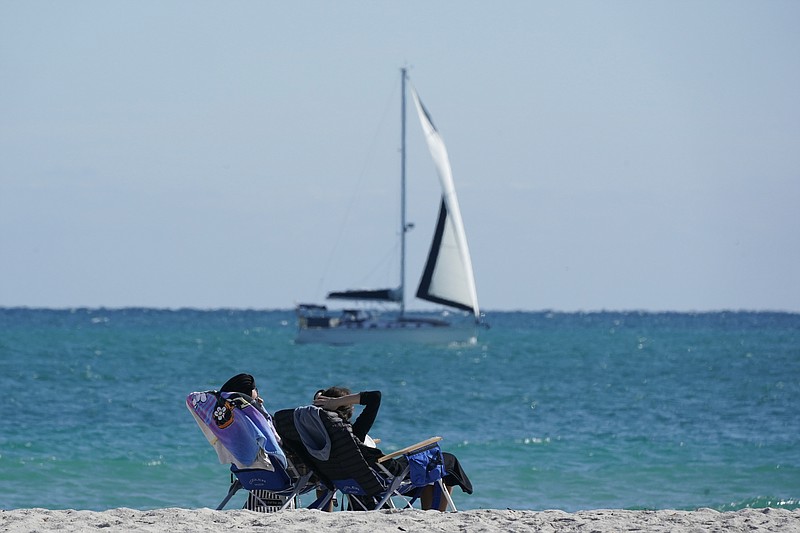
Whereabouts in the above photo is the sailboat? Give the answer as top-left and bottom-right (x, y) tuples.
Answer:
(295, 69), (482, 345)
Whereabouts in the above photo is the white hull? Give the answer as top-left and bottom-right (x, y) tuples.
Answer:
(295, 319), (477, 346)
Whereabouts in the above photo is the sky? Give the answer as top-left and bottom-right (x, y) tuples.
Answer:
(2, 2), (799, 313)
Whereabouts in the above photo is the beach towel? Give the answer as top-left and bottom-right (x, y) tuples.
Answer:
(187, 390), (286, 470)
(293, 406), (332, 461)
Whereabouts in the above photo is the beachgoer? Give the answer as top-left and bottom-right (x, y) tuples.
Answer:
(220, 372), (279, 432)
(219, 373), (290, 511)
(313, 386), (473, 511)
(220, 373), (263, 407)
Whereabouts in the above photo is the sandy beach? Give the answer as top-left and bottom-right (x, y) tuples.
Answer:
(2, 507), (799, 532)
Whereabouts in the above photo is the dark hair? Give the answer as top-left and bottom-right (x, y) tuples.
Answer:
(220, 373), (256, 395)
(317, 386), (354, 421)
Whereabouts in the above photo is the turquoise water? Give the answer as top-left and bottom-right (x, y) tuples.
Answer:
(1, 309), (798, 512)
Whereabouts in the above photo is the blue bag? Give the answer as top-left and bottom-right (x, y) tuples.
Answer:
(406, 445), (445, 486)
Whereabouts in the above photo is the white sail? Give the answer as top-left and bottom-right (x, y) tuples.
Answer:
(410, 87), (480, 319)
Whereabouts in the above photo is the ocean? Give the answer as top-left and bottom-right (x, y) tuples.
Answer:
(1, 308), (798, 513)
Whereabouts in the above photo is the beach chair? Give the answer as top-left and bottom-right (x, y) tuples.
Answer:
(186, 390), (315, 512)
(272, 406), (456, 511)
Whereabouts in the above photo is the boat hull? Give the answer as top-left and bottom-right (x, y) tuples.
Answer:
(295, 317), (477, 345)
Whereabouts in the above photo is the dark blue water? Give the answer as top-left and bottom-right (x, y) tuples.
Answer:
(1, 309), (797, 512)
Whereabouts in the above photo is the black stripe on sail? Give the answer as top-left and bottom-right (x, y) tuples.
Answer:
(417, 94), (438, 132)
(416, 198), (474, 313)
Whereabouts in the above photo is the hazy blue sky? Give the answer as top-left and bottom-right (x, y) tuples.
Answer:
(2, 2), (798, 312)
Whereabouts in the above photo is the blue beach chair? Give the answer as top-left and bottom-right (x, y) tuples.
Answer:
(216, 463), (312, 512)
(273, 406), (456, 511)
(186, 390), (315, 511)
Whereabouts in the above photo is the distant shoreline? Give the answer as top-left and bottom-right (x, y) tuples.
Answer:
(2, 507), (799, 533)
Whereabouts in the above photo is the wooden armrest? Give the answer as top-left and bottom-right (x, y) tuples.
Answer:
(377, 436), (442, 463)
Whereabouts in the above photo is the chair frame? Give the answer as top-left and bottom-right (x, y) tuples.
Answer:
(274, 407), (458, 512)
(216, 463), (315, 511)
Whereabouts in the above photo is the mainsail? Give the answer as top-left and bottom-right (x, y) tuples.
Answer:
(410, 87), (480, 319)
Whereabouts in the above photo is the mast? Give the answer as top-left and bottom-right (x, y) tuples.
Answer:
(400, 67), (408, 317)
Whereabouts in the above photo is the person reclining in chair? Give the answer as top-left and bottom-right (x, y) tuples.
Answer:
(187, 373), (304, 511)
(313, 386), (473, 511)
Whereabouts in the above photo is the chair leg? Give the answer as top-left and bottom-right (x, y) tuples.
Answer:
(438, 479), (457, 512)
(309, 490), (334, 510)
(374, 473), (407, 510)
(347, 494), (372, 511)
(279, 471), (314, 511)
(217, 479), (242, 510)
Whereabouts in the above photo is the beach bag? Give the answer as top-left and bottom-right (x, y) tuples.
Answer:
(406, 445), (445, 487)
(245, 490), (296, 512)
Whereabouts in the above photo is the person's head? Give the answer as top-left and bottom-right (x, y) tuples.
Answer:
(221, 373), (258, 399)
(315, 386), (353, 421)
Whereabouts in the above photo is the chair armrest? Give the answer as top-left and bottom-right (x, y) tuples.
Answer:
(377, 436), (443, 463)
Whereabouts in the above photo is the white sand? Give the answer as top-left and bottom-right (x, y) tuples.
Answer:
(2, 507), (799, 532)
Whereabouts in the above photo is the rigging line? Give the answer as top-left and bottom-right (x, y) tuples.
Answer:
(313, 77), (402, 300)
(355, 237), (401, 289)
